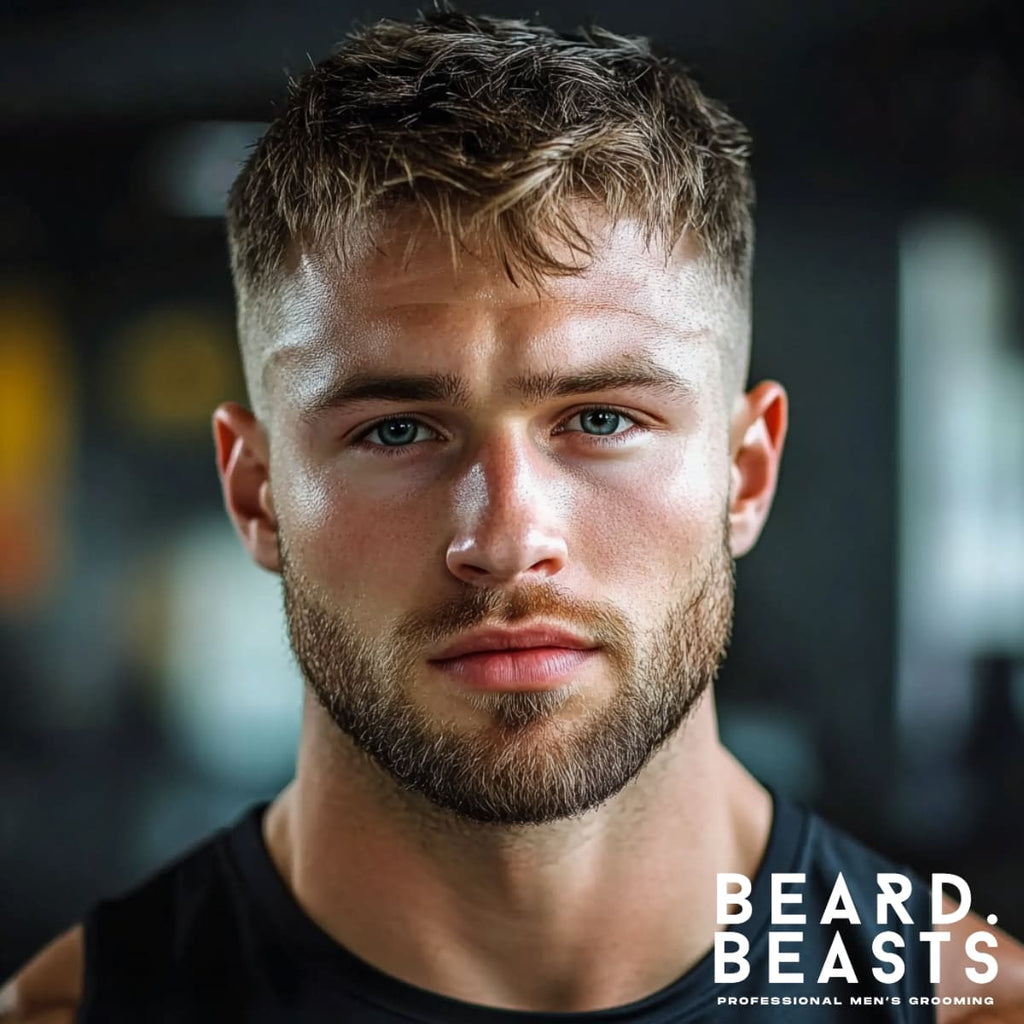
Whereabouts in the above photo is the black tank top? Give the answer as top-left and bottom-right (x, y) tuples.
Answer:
(78, 797), (938, 1022)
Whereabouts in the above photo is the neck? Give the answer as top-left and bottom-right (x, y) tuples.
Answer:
(264, 692), (772, 1013)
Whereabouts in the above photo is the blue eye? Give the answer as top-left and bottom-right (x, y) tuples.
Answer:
(563, 408), (635, 436)
(362, 418), (436, 447)
(355, 406), (640, 456)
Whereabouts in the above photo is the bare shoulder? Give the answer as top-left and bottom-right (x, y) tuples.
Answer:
(0, 926), (83, 1023)
(938, 906), (1024, 1024)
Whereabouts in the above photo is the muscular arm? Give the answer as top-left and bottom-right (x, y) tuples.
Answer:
(0, 927), (83, 1024)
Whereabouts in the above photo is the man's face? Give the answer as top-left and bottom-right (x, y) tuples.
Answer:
(258, 217), (744, 824)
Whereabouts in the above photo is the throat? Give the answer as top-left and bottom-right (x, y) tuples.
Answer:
(270, 705), (771, 1013)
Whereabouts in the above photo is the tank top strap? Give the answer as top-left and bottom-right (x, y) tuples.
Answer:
(77, 809), (264, 1023)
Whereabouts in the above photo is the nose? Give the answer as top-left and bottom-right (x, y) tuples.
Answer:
(445, 432), (569, 587)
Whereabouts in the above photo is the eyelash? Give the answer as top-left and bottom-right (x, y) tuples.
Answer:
(352, 406), (645, 458)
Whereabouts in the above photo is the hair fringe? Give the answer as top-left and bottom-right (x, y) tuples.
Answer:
(228, 9), (753, 304)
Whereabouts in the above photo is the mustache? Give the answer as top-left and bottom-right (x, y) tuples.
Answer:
(394, 582), (635, 655)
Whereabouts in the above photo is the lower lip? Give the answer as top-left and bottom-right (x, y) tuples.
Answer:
(429, 647), (599, 691)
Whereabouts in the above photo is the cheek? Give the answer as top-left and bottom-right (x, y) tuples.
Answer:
(564, 438), (729, 590)
(272, 445), (442, 594)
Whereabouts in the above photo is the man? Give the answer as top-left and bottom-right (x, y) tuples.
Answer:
(4, 8), (1023, 1022)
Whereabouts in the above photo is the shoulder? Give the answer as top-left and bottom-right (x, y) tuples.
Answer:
(0, 926), (83, 1024)
(938, 904), (1024, 1024)
(798, 811), (1024, 1021)
(790, 802), (932, 917)
(0, 810), (261, 1024)
(798, 804), (919, 880)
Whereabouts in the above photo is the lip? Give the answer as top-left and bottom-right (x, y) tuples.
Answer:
(431, 647), (599, 692)
(428, 625), (601, 692)
(429, 625), (596, 661)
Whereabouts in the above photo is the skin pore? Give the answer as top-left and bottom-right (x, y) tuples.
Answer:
(214, 212), (786, 1011)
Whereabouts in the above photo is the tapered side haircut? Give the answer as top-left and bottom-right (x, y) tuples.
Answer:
(227, 8), (755, 399)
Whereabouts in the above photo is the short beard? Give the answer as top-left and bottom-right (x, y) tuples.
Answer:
(281, 533), (734, 826)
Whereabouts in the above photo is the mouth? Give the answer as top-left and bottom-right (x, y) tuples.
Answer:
(427, 623), (601, 691)
(428, 644), (600, 692)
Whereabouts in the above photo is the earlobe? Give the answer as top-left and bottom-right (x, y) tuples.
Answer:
(212, 402), (281, 573)
(728, 381), (788, 558)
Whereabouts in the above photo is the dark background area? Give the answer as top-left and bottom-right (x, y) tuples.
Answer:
(2, 0), (1023, 979)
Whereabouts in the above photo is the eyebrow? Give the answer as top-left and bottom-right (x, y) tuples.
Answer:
(507, 355), (696, 404)
(301, 354), (695, 419)
(303, 373), (470, 419)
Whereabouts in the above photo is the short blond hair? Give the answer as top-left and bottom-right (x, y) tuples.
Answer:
(227, 9), (754, 395)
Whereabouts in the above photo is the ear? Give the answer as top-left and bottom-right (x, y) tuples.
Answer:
(728, 380), (788, 558)
(212, 402), (281, 573)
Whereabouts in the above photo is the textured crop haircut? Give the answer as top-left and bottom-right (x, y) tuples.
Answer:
(227, 8), (755, 406)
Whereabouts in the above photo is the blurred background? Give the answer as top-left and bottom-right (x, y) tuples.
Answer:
(2, 0), (1023, 978)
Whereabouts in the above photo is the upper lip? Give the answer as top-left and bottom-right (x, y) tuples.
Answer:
(430, 625), (598, 661)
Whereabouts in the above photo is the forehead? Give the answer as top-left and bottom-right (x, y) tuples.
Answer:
(259, 216), (740, 407)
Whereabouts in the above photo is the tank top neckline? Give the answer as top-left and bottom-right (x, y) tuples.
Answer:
(223, 790), (808, 1022)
